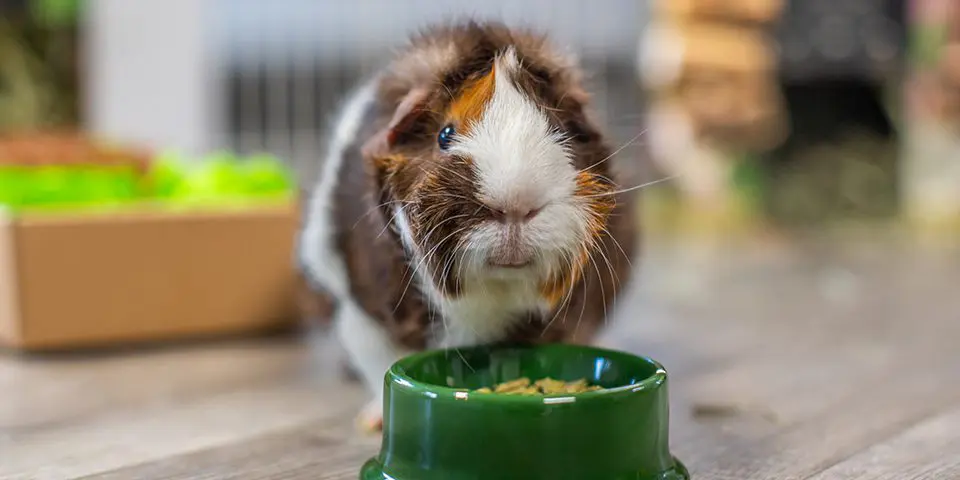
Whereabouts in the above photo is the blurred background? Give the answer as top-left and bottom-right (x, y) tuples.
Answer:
(4, 0), (959, 226)
(0, 0), (957, 368)
(0, 0), (957, 360)
(2, 1), (960, 478)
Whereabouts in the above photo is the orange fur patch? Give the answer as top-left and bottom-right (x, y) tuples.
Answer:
(540, 250), (588, 307)
(575, 171), (616, 228)
(449, 68), (497, 134)
(540, 171), (615, 308)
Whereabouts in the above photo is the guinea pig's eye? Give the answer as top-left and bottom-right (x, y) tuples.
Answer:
(438, 124), (456, 150)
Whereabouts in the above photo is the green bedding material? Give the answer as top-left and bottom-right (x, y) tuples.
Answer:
(0, 151), (295, 213)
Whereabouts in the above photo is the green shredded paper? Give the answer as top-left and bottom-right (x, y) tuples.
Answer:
(0, 150), (296, 214)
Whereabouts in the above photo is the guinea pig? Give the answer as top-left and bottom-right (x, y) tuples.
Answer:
(297, 20), (638, 431)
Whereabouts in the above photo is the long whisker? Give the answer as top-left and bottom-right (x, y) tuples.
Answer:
(578, 129), (647, 173)
(575, 246), (590, 336)
(540, 249), (579, 337)
(377, 208), (403, 239)
(540, 258), (570, 336)
(395, 224), (466, 314)
(433, 240), (475, 373)
(448, 247), (476, 373)
(576, 246), (607, 336)
(394, 219), (471, 313)
(417, 191), (481, 204)
(583, 175), (677, 198)
(599, 227), (633, 268)
(553, 250), (579, 315)
(594, 240), (621, 292)
(353, 198), (413, 230)
(436, 163), (474, 185)
(594, 243), (623, 330)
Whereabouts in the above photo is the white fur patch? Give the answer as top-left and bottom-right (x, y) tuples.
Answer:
(435, 277), (549, 347)
(298, 79), (377, 299)
(298, 78), (412, 403)
(450, 47), (589, 279)
(392, 204), (419, 257)
(450, 48), (577, 215)
(406, 48), (591, 347)
(335, 300), (412, 404)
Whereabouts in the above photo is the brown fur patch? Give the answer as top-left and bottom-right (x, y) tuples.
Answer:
(332, 122), (433, 351)
(408, 154), (483, 296)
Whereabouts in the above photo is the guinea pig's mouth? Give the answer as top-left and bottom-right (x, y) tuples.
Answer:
(486, 247), (535, 270)
(487, 258), (533, 269)
(483, 260), (536, 281)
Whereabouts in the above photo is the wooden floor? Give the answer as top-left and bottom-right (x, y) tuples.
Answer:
(3, 232), (959, 480)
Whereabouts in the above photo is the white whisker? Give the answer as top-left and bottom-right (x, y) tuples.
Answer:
(578, 129), (647, 173)
(394, 220), (471, 314)
(584, 175), (677, 198)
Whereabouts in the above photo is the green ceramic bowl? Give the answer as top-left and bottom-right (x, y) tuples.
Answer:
(360, 344), (689, 480)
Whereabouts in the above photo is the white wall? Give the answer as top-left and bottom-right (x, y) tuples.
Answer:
(213, 0), (646, 68)
(84, 0), (220, 156)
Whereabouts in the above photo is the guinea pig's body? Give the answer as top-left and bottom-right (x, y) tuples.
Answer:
(297, 21), (638, 430)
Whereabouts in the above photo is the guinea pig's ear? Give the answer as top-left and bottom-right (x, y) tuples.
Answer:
(361, 86), (431, 161)
(562, 106), (604, 146)
(566, 112), (603, 145)
(552, 83), (603, 146)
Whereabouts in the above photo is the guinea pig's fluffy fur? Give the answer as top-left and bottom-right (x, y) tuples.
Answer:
(297, 20), (637, 429)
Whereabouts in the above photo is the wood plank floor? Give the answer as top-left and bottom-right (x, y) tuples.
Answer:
(2, 233), (958, 480)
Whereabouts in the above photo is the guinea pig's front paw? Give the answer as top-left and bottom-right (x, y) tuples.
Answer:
(355, 399), (383, 434)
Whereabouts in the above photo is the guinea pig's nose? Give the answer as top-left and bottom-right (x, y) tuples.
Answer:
(487, 203), (544, 224)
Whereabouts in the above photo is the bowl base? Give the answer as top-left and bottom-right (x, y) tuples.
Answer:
(359, 457), (690, 480)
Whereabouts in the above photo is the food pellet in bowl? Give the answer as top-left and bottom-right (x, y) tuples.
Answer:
(474, 377), (602, 395)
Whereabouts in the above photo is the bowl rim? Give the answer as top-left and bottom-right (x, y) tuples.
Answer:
(386, 343), (668, 405)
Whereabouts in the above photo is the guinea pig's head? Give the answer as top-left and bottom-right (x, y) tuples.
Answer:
(365, 39), (616, 307)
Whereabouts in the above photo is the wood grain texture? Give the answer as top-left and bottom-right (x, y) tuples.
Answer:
(1, 234), (957, 480)
(79, 421), (379, 480)
(806, 407), (960, 480)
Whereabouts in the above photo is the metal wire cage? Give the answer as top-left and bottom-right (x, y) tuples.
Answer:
(209, 0), (649, 186)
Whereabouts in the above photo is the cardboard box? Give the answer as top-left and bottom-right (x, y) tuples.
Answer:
(656, 0), (784, 24)
(678, 24), (776, 74)
(0, 203), (300, 351)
